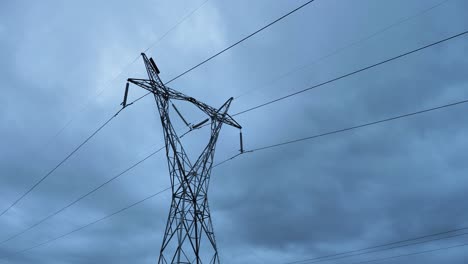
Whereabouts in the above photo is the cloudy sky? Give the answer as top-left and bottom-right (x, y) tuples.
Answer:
(1, 0), (468, 263)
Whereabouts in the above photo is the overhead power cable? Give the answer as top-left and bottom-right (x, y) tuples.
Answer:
(7, 0), (454, 226)
(217, 98), (468, 162)
(283, 230), (468, 264)
(165, 0), (316, 84)
(1, 0), (210, 219)
(14, 1), (458, 221)
(35, 0), (210, 150)
(95, 29), (468, 228)
(189, 27), (468, 133)
(134, 0), (318, 101)
(345, 242), (468, 264)
(248, 99), (468, 151)
(234, 0), (450, 99)
(232, 29), (468, 117)
(0, 186), (172, 261)
(6, 96), (468, 257)
(0, 147), (164, 245)
(139, 0), (211, 63)
(4, 25), (467, 247)
(0, 0), (317, 241)
(0, 129), (195, 245)
(0, 107), (127, 218)
(3, 7), (466, 258)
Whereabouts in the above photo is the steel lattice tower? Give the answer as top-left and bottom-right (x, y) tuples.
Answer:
(123, 53), (242, 264)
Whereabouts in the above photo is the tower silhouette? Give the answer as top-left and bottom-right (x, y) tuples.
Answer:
(124, 53), (242, 264)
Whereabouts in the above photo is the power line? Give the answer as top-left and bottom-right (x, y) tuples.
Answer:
(214, 98), (468, 160)
(17, 2), (459, 226)
(0, 0), (317, 243)
(141, 0), (211, 55)
(134, 0), (318, 101)
(0, 107), (126, 218)
(6, 95), (468, 258)
(94, 0), (211, 97)
(119, 29), (468, 235)
(25, 0), (211, 176)
(3, 4), (466, 258)
(93, 0), (212, 98)
(0, 186), (172, 261)
(346, 242), (468, 264)
(283, 230), (468, 264)
(284, 226), (467, 263)
(216, 100), (468, 263)
(8, 1), (462, 223)
(234, 0), (450, 100)
(1, 0), (210, 218)
(190, 27), (468, 132)
(248, 98), (468, 151)
(4, 26), (467, 251)
(232, 29), (468, 117)
(0, 129), (194, 246)
(212, 152), (243, 168)
(165, 0), (316, 84)
(0, 147), (164, 245)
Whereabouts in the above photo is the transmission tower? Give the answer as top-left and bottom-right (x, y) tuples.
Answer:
(122, 53), (243, 264)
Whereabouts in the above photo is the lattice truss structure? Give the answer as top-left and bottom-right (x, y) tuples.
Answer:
(123, 53), (242, 264)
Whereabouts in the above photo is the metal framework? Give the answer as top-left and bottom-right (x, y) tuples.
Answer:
(123, 53), (242, 264)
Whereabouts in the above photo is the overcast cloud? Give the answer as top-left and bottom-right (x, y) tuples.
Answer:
(1, 0), (468, 263)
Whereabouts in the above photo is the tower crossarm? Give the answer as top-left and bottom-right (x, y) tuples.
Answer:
(126, 79), (241, 130)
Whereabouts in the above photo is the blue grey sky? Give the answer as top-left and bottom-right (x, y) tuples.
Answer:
(1, 0), (468, 263)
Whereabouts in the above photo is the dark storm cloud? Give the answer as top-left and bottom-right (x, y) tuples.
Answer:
(1, 0), (468, 264)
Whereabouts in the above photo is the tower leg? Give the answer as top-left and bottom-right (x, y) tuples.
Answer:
(157, 102), (232, 264)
